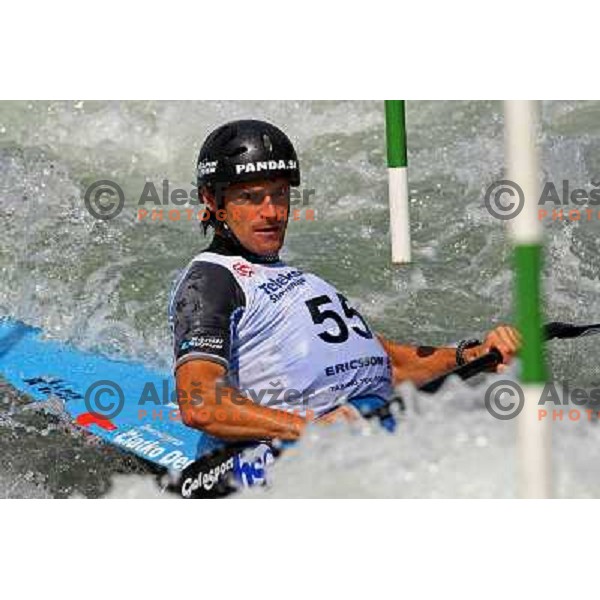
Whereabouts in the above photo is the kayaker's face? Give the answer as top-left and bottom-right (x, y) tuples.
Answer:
(206, 178), (290, 256)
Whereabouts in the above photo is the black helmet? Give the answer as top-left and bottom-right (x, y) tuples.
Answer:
(197, 119), (300, 191)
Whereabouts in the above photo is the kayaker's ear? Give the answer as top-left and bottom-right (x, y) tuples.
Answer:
(201, 187), (216, 211)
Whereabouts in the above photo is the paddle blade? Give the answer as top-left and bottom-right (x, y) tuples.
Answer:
(545, 321), (600, 340)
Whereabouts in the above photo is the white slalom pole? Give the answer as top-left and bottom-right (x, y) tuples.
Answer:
(385, 101), (411, 263)
(505, 100), (552, 498)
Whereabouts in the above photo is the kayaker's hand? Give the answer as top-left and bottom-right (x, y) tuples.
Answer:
(467, 325), (522, 372)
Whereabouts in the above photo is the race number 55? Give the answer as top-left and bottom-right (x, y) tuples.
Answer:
(305, 294), (373, 344)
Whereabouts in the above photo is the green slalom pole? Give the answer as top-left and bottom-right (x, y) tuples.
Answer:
(505, 100), (550, 498)
(385, 101), (411, 263)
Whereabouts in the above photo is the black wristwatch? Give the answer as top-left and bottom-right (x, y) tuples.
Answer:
(456, 338), (481, 366)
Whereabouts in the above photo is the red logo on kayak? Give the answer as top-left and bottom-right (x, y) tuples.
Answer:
(233, 261), (254, 277)
(76, 412), (117, 431)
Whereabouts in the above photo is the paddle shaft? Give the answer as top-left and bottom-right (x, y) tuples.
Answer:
(419, 320), (600, 395)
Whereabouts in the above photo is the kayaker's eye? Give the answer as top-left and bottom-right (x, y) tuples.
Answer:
(273, 187), (287, 201)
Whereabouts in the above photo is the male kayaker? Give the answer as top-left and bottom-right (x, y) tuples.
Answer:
(169, 119), (521, 442)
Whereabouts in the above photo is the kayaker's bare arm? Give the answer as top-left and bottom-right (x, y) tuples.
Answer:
(377, 336), (459, 386)
(176, 360), (306, 441)
(378, 325), (522, 387)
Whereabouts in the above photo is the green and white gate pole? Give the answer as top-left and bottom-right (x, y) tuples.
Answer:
(505, 100), (551, 498)
(385, 100), (411, 263)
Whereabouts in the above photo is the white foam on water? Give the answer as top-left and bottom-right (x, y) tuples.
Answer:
(242, 376), (600, 499)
